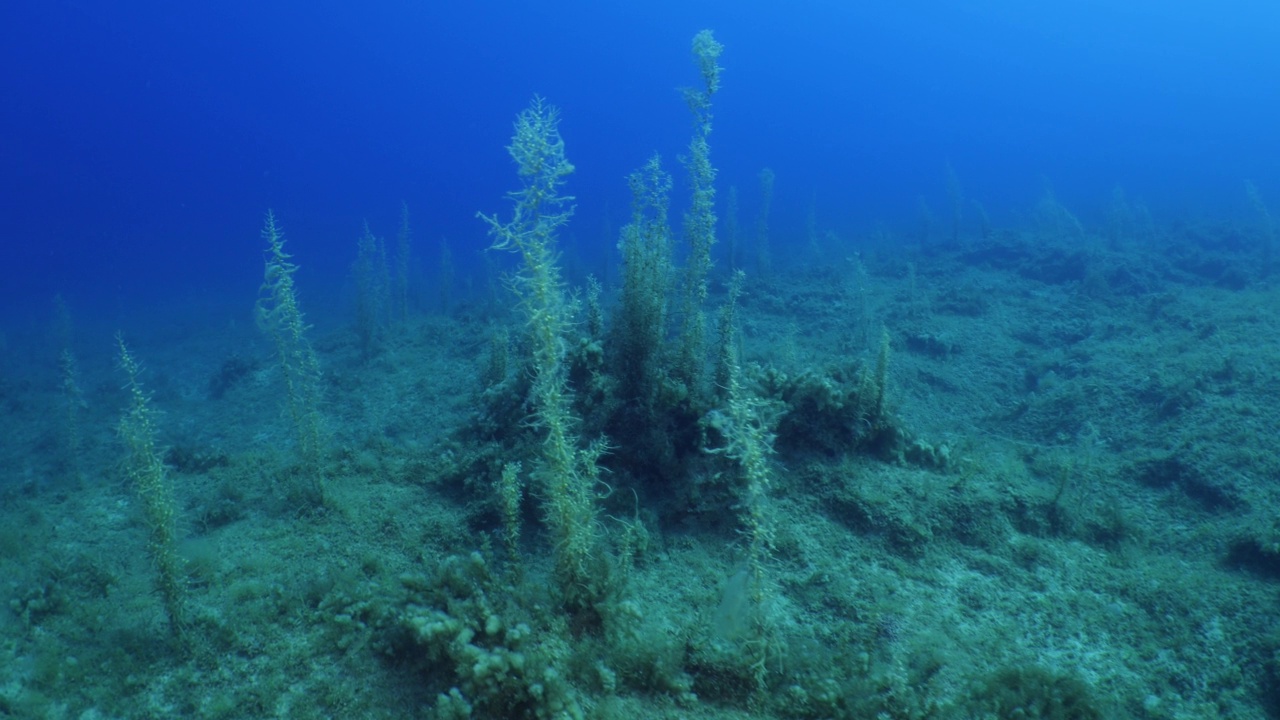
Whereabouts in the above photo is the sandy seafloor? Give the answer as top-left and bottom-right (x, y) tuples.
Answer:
(2, 217), (1280, 720)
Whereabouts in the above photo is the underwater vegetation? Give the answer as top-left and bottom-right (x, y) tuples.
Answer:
(5, 27), (1280, 720)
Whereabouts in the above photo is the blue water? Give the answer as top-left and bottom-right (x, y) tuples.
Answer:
(5, 1), (1278, 321)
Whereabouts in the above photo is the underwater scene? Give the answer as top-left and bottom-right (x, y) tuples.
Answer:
(4, 2), (1280, 718)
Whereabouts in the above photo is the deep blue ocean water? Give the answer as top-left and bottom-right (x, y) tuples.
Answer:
(5, 0), (1279, 325)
